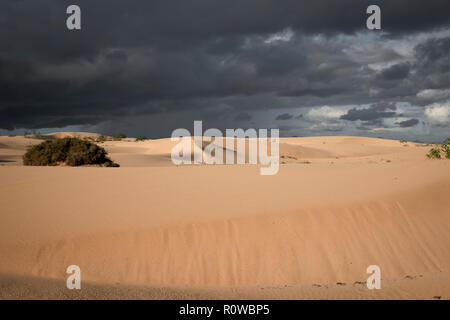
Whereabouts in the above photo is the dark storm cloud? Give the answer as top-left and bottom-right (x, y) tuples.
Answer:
(0, 0), (450, 134)
(413, 36), (450, 94)
(105, 50), (128, 62)
(415, 37), (450, 63)
(276, 113), (294, 120)
(341, 102), (397, 121)
(396, 118), (419, 127)
(378, 62), (410, 80)
(234, 112), (252, 121)
(371, 102), (397, 112)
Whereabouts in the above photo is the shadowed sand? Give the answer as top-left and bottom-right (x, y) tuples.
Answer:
(0, 134), (449, 299)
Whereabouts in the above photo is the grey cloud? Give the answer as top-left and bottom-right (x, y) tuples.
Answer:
(234, 112), (252, 121)
(105, 50), (128, 62)
(378, 63), (410, 80)
(341, 103), (397, 122)
(276, 113), (294, 120)
(396, 118), (419, 127)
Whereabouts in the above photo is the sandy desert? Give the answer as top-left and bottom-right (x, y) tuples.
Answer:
(0, 133), (449, 299)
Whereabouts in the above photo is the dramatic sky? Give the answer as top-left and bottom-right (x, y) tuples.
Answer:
(1, 0), (450, 142)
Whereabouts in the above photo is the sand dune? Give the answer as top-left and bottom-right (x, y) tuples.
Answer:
(0, 134), (449, 299)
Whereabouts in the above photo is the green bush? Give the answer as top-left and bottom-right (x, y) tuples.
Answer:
(426, 139), (450, 159)
(136, 136), (147, 142)
(427, 147), (441, 159)
(442, 140), (450, 159)
(96, 135), (107, 143)
(444, 147), (450, 159)
(23, 137), (119, 167)
(112, 133), (127, 140)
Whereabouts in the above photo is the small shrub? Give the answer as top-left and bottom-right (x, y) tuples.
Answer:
(23, 137), (119, 167)
(8, 134), (16, 137)
(444, 148), (450, 159)
(112, 133), (127, 141)
(442, 140), (450, 159)
(136, 136), (147, 142)
(97, 135), (107, 143)
(426, 138), (450, 159)
(427, 147), (441, 159)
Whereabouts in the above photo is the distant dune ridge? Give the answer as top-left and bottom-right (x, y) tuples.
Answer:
(0, 133), (449, 299)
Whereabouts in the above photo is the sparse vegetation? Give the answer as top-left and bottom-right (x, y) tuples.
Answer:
(426, 139), (450, 159)
(8, 134), (16, 137)
(96, 135), (107, 143)
(442, 139), (450, 159)
(427, 147), (441, 159)
(23, 137), (119, 167)
(136, 136), (147, 142)
(445, 148), (450, 159)
(112, 133), (127, 141)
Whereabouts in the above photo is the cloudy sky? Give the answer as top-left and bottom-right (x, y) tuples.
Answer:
(1, 0), (450, 142)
